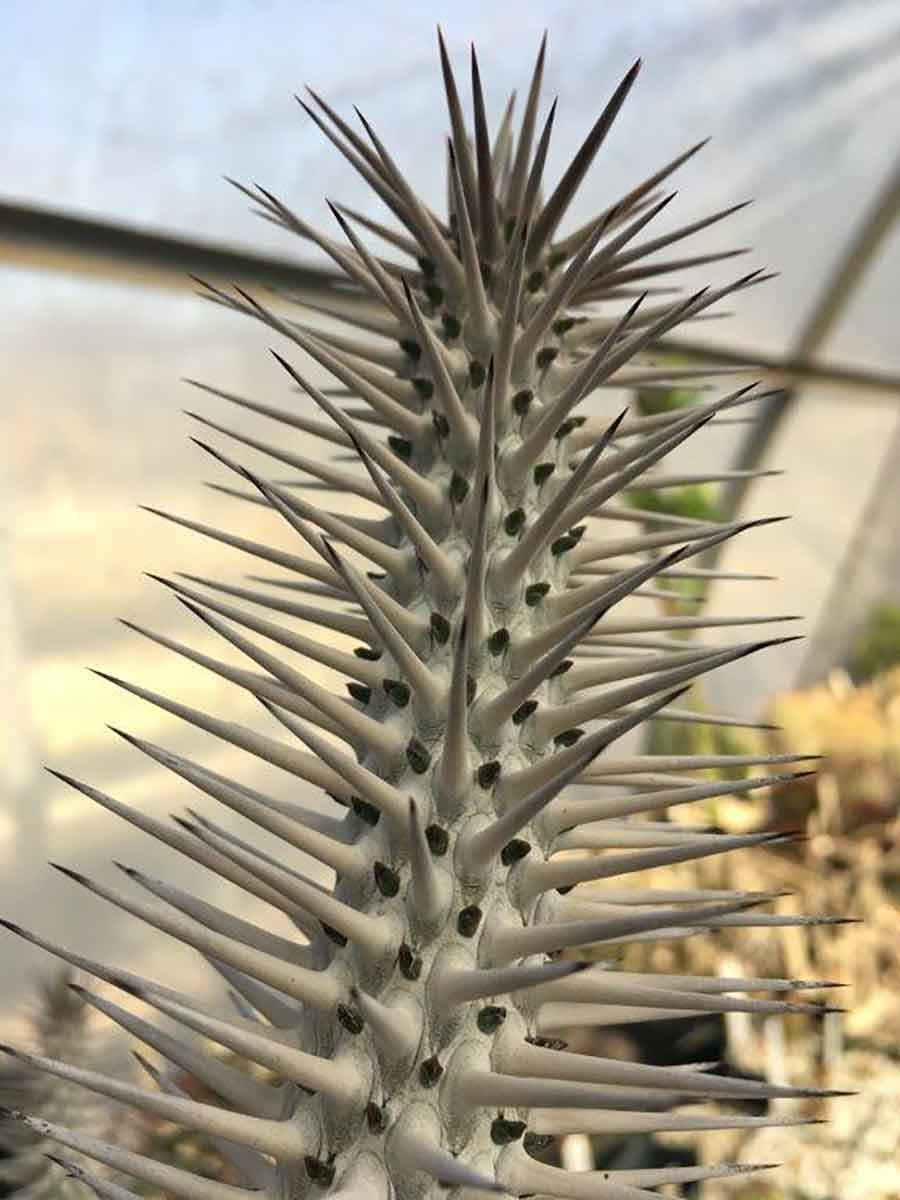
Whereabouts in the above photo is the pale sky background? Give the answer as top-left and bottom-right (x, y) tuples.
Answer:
(2, 0), (900, 1028)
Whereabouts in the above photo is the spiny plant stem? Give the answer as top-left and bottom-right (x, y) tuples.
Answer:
(0, 31), (845, 1200)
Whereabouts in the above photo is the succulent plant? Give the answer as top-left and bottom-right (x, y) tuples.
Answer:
(1, 32), (848, 1200)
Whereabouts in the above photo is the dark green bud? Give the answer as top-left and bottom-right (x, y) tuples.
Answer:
(488, 628), (510, 655)
(304, 1157), (335, 1187)
(398, 943), (422, 980)
(536, 346), (559, 369)
(501, 838), (531, 865)
(336, 1004), (364, 1035)
(425, 824), (449, 856)
(504, 508), (526, 536)
(449, 472), (470, 503)
(533, 462), (555, 486)
(525, 581), (551, 606)
(549, 658), (573, 678)
(556, 416), (587, 440)
(406, 738), (431, 775)
(512, 699), (538, 725)
(419, 1055), (443, 1087)
(491, 1117), (526, 1145)
(388, 435), (413, 461)
(351, 797), (381, 827)
(512, 388), (533, 415)
(554, 727), (586, 747)
(457, 905), (482, 937)
(430, 612), (451, 643)
(383, 678), (411, 708)
(373, 861), (400, 898)
(477, 1005), (507, 1034)
(477, 760), (502, 789)
(366, 1102), (386, 1133)
(551, 534), (578, 556)
(441, 312), (462, 339)
(346, 682), (371, 705)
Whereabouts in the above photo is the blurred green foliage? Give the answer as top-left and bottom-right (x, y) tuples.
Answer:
(629, 482), (722, 522)
(634, 384), (698, 416)
(850, 602), (900, 681)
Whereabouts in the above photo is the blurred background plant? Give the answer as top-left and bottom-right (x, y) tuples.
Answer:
(548, 373), (900, 1195)
(0, 971), (131, 1198)
(568, 646), (900, 1197)
(625, 378), (763, 780)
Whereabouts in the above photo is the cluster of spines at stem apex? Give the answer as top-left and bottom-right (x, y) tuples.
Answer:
(0, 29), (850, 1200)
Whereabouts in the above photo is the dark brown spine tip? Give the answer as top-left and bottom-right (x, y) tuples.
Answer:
(107, 724), (138, 746)
(48, 863), (88, 885)
(43, 766), (75, 785)
(112, 979), (143, 1000)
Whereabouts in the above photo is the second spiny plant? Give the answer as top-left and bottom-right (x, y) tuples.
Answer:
(1, 31), (848, 1200)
